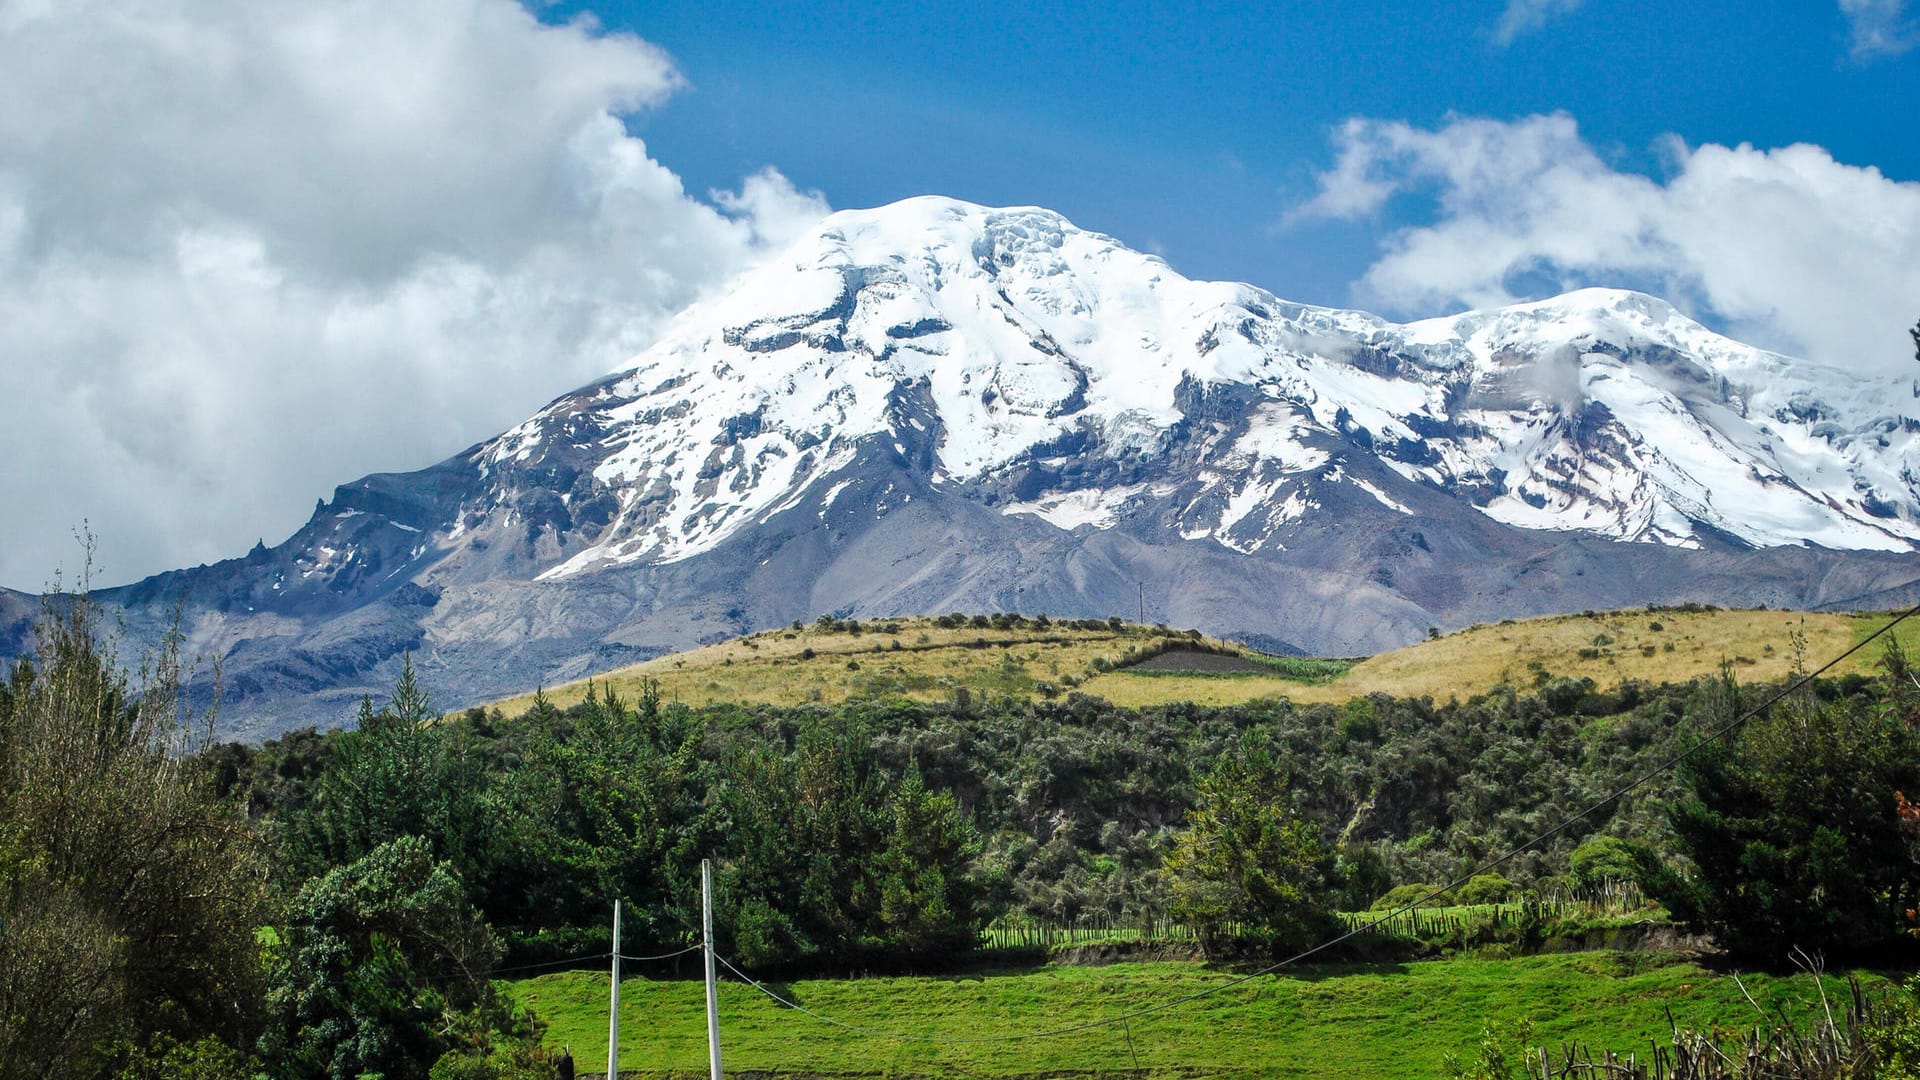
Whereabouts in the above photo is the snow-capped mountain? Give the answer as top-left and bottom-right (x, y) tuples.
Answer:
(478, 196), (1920, 573)
(24, 196), (1920, 735)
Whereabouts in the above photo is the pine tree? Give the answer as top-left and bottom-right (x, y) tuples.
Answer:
(1165, 734), (1338, 949)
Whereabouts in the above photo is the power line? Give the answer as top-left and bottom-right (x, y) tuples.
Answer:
(414, 950), (611, 986)
(417, 942), (699, 987)
(493, 952), (611, 977)
(710, 600), (1920, 1045)
(620, 944), (702, 963)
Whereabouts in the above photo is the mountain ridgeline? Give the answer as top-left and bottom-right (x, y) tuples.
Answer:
(9, 196), (1920, 735)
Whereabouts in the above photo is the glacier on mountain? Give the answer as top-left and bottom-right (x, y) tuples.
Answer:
(478, 196), (1919, 579)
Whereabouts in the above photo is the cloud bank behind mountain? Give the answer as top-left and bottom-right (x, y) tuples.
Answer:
(0, 0), (827, 588)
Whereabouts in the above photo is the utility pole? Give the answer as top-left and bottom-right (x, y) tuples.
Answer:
(702, 859), (723, 1080)
(1138, 581), (1145, 625)
(607, 899), (621, 1080)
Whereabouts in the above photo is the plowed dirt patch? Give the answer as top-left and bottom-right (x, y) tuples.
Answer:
(1122, 649), (1273, 674)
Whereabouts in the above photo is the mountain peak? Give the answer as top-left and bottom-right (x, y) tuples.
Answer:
(59, 197), (1920, 734)
(458, 197), (1918, 582)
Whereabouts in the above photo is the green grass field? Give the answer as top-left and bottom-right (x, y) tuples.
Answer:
(509, 954), (1879, 1077)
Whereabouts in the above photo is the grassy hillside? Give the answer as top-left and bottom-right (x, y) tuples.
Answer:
(1083, 607), (1920, 708)
(488, 607), (1920, 716)
(489, 617), (1200, 715)
(512, 954), (1873, 1077)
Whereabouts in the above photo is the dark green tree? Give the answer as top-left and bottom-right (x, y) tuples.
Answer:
(280, 656), (490, 891)
(1644, 664), (1920, 960)
(1164, 734), (1337, 948)
(481, 678), (706, 956)
(875, 768), (988, 955)
(263, 835), (500, 1080)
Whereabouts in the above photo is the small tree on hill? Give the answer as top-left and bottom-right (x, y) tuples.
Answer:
(1165, 734), (1338, 949)
(876, 768), (988, 956)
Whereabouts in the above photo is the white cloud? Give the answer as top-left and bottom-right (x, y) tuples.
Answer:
(1840, 0), (1916, 60)
(1491, 0), (1586, 45)
(1296, 113), (1920, 377)
(0, 0), (830, 590)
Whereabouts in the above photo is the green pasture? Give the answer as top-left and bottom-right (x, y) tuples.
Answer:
(510, 953), (1883, 1077)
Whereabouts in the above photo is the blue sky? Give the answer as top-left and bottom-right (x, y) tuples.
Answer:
(566, 0), (1917, 305)
(0, 0), (1915, 587)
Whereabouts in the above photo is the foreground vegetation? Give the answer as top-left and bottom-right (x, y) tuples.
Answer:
(12, 584), (1920, 1077)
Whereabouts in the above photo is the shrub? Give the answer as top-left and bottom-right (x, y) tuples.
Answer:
(1455, 873), (1515, 905)
(1370, 883), (1450, 911)
(0, 586), (269, 1076)
(1568, 836), (1642, 891)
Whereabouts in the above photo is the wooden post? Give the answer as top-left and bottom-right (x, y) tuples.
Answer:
(607, 899), (621, 1080)
(703, 859), (723, 1080)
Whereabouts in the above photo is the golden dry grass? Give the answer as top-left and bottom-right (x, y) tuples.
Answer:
(488, 619), (1222, 714)
(1329, 608), (1847, 704)
(485, 606), (1920, 716)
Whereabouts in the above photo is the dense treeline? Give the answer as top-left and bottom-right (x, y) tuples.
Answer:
(11, 584), (1920, 1078)
(212, 671), (1698, 966)
(216, 648), (1914, 972)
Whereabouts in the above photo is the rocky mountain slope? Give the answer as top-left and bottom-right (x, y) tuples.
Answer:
(12, 197), (1920, 736)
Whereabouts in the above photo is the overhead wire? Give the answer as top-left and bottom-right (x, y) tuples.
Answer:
(414, 941), (702, 987)
(412, 950), (610, 987)
(493, 951), (611, 977)
(619, 943), (702, 963)
(707, 599), (1920, 1044)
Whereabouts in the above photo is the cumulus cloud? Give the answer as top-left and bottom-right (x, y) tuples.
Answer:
(1296, 113), (1920, 378)
(1840, 0), (1917, 60)
(1490, 0), (1587, 45)
(0, 0), (830, 589)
